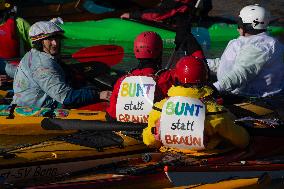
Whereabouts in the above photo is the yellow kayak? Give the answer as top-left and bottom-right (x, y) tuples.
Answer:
(0, 131), (153, 187)
(0, 105), (106, 135)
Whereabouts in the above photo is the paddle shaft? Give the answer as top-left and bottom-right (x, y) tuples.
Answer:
(41, 118), (147, 131)
(164, 0), (203, 70)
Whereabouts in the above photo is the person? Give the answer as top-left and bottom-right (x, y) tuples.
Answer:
(120, 0), (206, 60)
(106, 31), (178, 123)
(0, 0), (32, 81)
(207, 4), (284, 98)
(142, 56), (249, 154)
(12, 20), (112, 108)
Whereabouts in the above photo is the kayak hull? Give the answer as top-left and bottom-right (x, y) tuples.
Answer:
(0, 133), (152, 186)
(165, 163), (284, 186)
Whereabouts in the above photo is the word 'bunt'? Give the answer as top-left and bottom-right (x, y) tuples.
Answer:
(120, 82), (155, 97)
(165, 102), (203, 116)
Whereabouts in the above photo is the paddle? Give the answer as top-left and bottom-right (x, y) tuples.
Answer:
(70, 45), (124, 66)
(7, 45), (124, 67)
(164, 0), (205, 70)
(41, 118), (147, 131)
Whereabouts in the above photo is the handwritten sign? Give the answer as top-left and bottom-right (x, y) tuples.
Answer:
(160, 96), (205, 150)
(116, 76), (156, 123)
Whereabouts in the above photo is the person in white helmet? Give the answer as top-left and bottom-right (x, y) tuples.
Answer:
(12, 20), (112, 108)
(207, 4), (284, 98)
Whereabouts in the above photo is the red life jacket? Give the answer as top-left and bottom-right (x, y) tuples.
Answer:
(0, 18), (20, 59)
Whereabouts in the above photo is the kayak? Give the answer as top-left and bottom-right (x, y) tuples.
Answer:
(168, 175), (282, 189)
(1, 94), (282, 135)
(0, 105), (106, 135)
(18, 0), (122, 23)
(0, 131), (153, 187)
(26, 172), (282, 189)
(164, 160), (284, 187)
(61, 18), (284, 54)
(25, 172), (172, 189)
(61, 18), (210, 53)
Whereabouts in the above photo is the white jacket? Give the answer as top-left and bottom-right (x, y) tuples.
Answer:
(207, 32), (284, 97)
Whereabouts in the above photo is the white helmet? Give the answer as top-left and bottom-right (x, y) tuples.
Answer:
(239, 4), (270, 30)
(29, 20), (64, 42)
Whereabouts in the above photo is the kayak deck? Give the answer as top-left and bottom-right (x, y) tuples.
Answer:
(0, 132), (153, 186)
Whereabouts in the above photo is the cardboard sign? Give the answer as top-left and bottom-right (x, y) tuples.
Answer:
(116, 76), (156, 123)
(160, 96), (205, 150)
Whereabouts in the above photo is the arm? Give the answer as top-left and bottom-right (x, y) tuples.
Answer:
(207, 108), (250, 149)
(206, 58), (221, 74)
(127, 0), (195, 22)
(106, 76), (125, 119)
(142, 99), (166, 148)
(33, 59), (98, 107)
(214, 45), (268, 92)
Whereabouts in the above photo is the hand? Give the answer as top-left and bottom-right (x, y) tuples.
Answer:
(0, 75), (9, 86)
(154, 119), (161, 141)
(120, 13), (130, 19)
(99, 91), (112, 101)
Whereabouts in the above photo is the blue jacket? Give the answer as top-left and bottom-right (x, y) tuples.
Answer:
(12, 49), (98, 108)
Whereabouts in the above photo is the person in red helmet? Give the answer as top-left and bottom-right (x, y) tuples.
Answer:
(142, 55), (249, 154)
(106, 31), (175, 123)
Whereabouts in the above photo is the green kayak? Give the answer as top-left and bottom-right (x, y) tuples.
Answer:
(61, 18), (283, 48)
(61, 18), (210, 53)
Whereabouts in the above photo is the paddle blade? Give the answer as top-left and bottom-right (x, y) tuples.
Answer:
(72, 45), (124, 66)
(77, 102), (109, 111)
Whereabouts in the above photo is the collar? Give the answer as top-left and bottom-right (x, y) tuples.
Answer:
(167, 85), (215, 99)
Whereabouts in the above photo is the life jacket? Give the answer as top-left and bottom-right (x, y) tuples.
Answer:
(159, 96), (206, 151)
(0, 18), (20, 60)
(116, 75), (157, 123)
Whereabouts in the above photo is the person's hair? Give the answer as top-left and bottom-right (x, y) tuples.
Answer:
(32, 40), (43, 51)
(237, 18), (266, 35)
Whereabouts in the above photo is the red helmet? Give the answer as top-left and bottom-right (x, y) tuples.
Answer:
(134, 31), (163, 59)
(174, 56), (208, 84)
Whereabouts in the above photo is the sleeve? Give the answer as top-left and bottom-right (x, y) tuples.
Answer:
(215, 45), (269, 92)
(156, 69), (174, 100)
(33, 59), (96, 107)
(130, 0), (194, 22)
(207, 58), (221, 74)
(5, 63), (17, 78)
(16, 17), (32, 52)
(207, 108), (250, 149)
(142, 99), (166, 147)
(106, 76), (126, 119)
